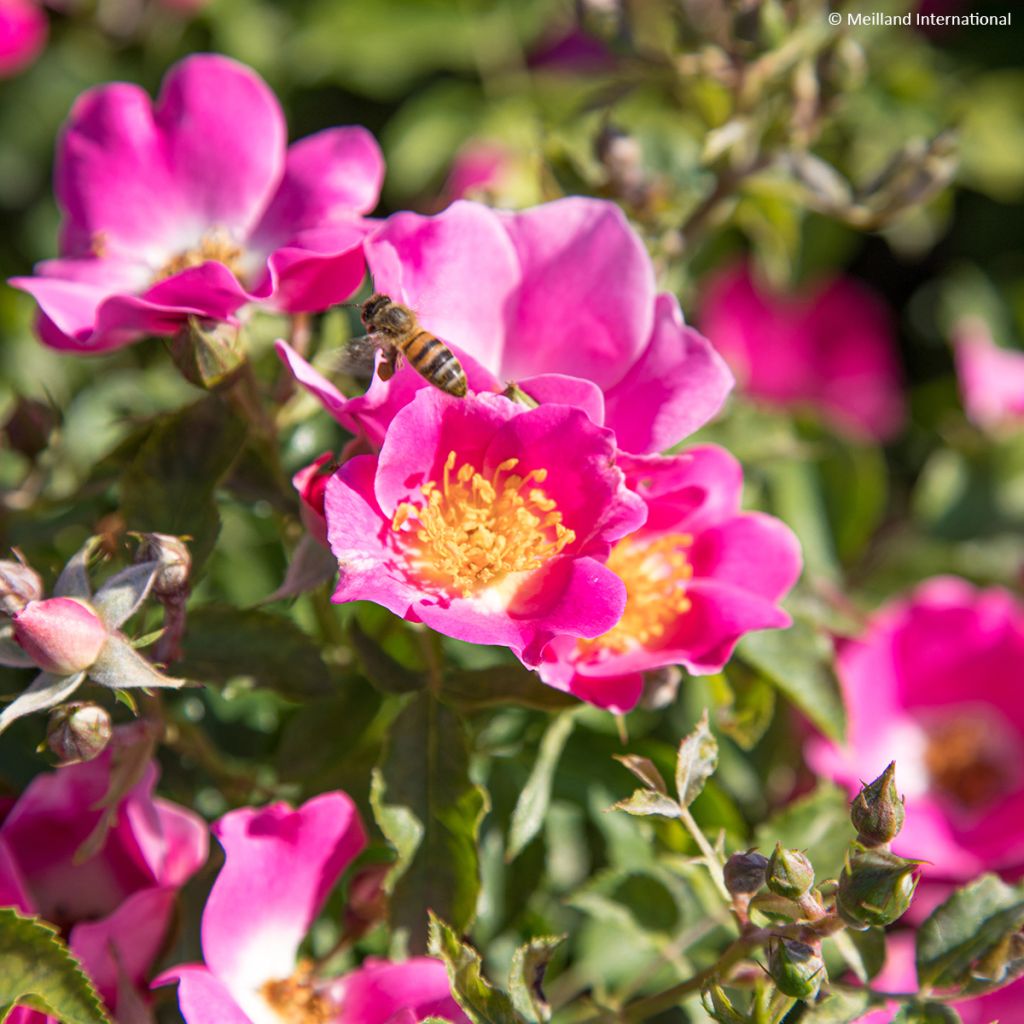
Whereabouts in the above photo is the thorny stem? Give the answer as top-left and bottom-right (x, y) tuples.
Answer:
(678, 803), (732, 905)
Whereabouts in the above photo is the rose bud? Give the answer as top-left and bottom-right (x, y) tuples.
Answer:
(702, 982), (752, 1024)
(766, 843), (815, 901)
(851, 761), (906, 847)
(168, 316), (246, 390)
(724, 851), (769, 897)
(46, 702), (113, 765)
(13, 597), (108, 675)
(135, 533), (191, 602)
(0, 559), (43, 616)
(837, 846), (920, 929)
(766, 938), (825, 999)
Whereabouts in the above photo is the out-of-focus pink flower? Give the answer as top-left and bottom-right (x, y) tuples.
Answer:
(954, 316), (1024, 433)
(807, 578), (1024, 880)
(10, 54), (384, 353)
(157, 792), (466, 1024)
(536, 446), (801, 711)
(441, 142), (514, 204)
(0, 0), (46, 78)
(323, 388), (647, 667)
(0, 732), (207, 1019)
(12, 596), (108, 675)
(700, 262), (905, 442)
(279, 197), (732, 455)
(853, 931), (1023, 1023)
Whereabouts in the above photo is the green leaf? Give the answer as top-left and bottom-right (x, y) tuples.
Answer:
(119, 397), (246, 570)
(0, 908), (111, 1024)
(755, 782), (852, 880)
(349, 619), (425, 694)
(177, 606), (333, 701)
(891, 1004), (963, 1024)
(712, 663), (777, 750)
(441, 665), (577, 711)
(508, 936), (564, 1024)
(916, 874), (1024, 990)
(736, 619), (846, 742)
(507, 712), (575, 861)
(611, 790), (682, 818)
(613, 754), (668, 794)
(799, 989), (872, 1023)
(371, 695), (489, 952)
(675, 709), (718, 808)
(428, 913), (523, 1024)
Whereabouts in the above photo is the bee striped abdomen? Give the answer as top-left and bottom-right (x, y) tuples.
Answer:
(402, 329), (467, 397)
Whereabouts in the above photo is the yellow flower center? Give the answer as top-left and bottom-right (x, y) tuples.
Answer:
(260, 961), (333, 1024)
(582, 533), (693, 654)
(153, 228), (246, 283)
(391, 450), (576, 598)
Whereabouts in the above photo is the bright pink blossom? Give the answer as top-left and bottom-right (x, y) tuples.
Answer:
(954, 316), (1024, 433)
(157, 792), (466, 1024)
(323, 388), (647, 666)
(0, 730), (207, 1019)
(536, 446), (802, 711)
(10, 54), (384, 353)
(700, 262), (905, 441)
(0, 0), (46, 78)
(807, 578), (1024, 879)
(279, 197), (732, 454)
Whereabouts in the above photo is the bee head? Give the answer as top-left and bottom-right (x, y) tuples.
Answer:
(361, 293), (392, 328)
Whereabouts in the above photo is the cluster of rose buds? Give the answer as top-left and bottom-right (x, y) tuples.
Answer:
(0, 533), (192, 756)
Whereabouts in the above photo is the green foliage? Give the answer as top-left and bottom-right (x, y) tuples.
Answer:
(675, 709), (719, 808)
(891, 1005), (963, 1024)
(508, 935), (564, 1024)
(0, 909), (111, 1024)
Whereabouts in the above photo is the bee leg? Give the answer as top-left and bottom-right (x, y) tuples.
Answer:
(376, 347), (399, 382)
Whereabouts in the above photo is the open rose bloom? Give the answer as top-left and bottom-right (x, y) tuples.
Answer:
(158, 792), (466, 1024)
(280, 197), (733, 454)
(807, 578), (1024, 879)
(324, 388), (647, 667)
(536, 446), (802, 711)
(700, 262), (905, 442)
(0, 0), (46, 78)
(0, 731), (207, 1021)
(10, 53), (384, 352)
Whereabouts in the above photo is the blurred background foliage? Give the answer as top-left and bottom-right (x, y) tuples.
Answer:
(0, 0), (1022, 1021)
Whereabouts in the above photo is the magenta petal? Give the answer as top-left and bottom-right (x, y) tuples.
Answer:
(0, 838), (33, 913)
(500, 197), (654, 390)
(201, 792), (366, 998)
(0, 0), (47, 79)
(70, 887), (175, 1008)
(335, 958), (468, 1024)
(122, 792), (208, 889)
(516, 373), (606, 427)
(253, 126), (384, 246)
(261, 224), (368, 312)
(365, 202), (520, 374)
(156, 55), (285, 238)
(154, 965), (251, 1024)
(603, 293), (733, 453)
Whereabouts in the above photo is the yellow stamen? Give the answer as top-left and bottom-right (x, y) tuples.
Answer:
(582, 533), (694, 654)
(153, 228), (245, 283)
(391, 450), (575, 598)
(260, 961), (333, 1024)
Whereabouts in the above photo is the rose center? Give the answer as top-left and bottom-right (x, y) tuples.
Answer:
(153, 228), (246, 283)
(581, 533), (693, 655)
(259, 961), (333, 1024)
(922, 715), (1015, 811)
(391, 450), (575, 597)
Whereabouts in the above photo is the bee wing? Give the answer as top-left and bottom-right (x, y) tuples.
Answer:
(326, 333), (384, 379)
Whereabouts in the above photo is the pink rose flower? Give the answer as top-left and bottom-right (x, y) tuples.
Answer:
(157, 792), (466, 1024)
(954, 316), (1024, 433)
(0, 731), (207, 1020)
(807, 578), (1024, 880)
(10, 54), (384, 353)
(0, 0), (46, 78)
(536, 446), (802, 711)
(323, 387), (647, 667)
(700, 262), (905, 442)
(279, 197), (732, 454)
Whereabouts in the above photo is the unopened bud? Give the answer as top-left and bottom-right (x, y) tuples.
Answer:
(767, 938), (825, 999)
(135, 533), (191, 602)
(837, 846), (920, 929)
(702, 982), (751, 1024)
(851, 761), (905, 847)
(342, 862), (389, 941)
(293, 454), (338, 547)
(766, 843), (815, 901)
(46, 702), (113, 764)
(13, 598), (108, 675)
(168, 317), (246, 390)
(0, 559), (43, 616)
(724, 850), (769, 897)
(4, 397), (56, 461)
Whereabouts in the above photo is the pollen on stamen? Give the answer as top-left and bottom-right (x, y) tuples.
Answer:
(153, 227), (246, 283)
(259, 960), (333, 1024)
(581, 533), (695, 656)
(390, 450), (576, 597)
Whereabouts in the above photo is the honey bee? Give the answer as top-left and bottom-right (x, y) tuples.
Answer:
(358, 293), (467, 398)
